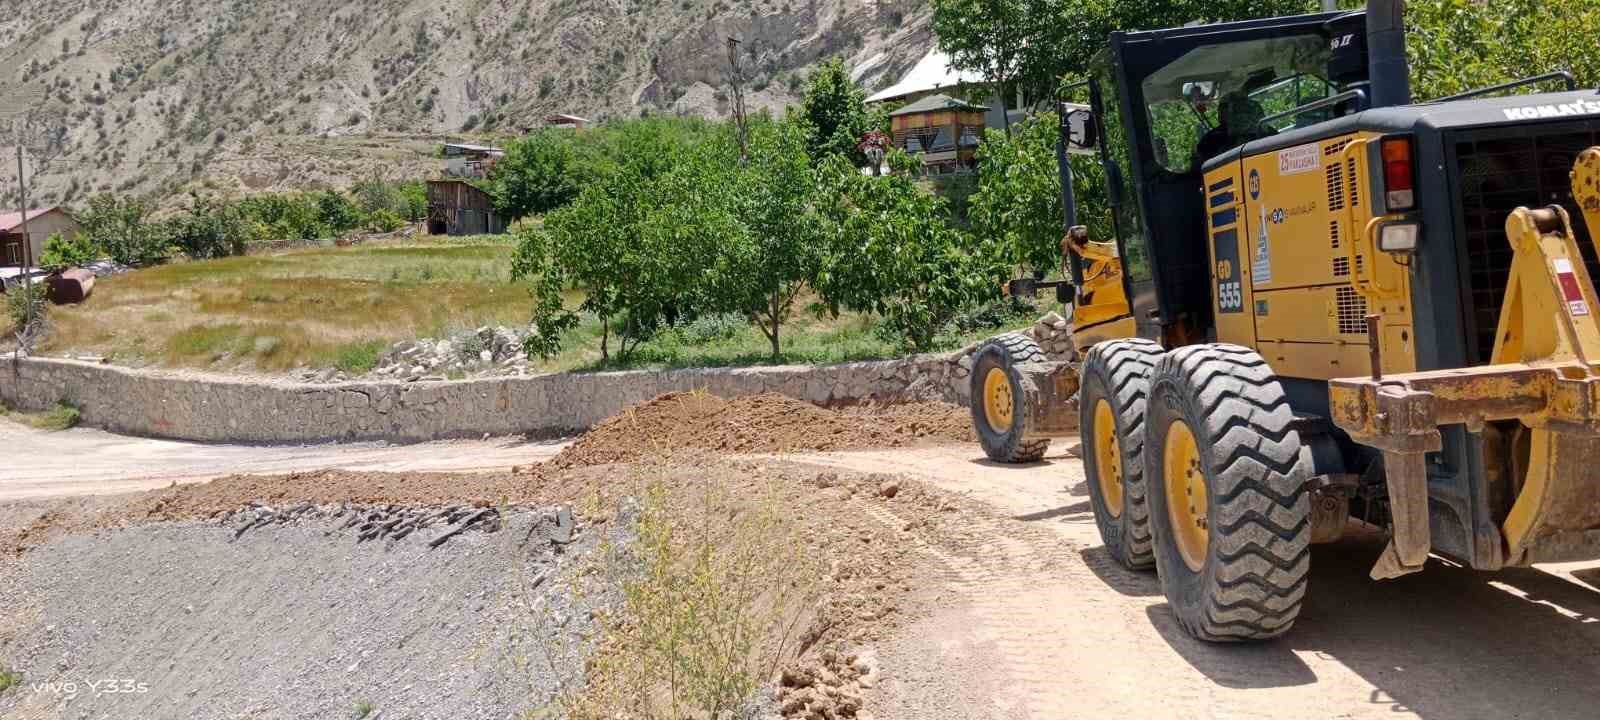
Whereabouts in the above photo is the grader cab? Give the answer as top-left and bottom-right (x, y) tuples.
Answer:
(970, 2), (1600, 641)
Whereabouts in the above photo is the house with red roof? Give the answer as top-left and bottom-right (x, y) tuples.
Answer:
(0, 207), (81, 269)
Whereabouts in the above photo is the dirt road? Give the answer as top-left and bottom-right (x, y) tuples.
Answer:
(0, 420), (566, 501)
(8, 398), (1600, 719)
(792, 443), (1600, 720)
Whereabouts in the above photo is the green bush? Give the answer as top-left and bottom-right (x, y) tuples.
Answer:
(970, 110), (1112, 272)
(39, 232), (97, 270)
(6, 281), (49, 345)
(367, 208), (405, 233)
(793, 57), (887, 165)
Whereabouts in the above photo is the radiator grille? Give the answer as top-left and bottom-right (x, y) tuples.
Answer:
(1456, 123), (1600, 363)
(1327, 162), (1346, 211)
(1347, 156), (1360, 207)
(1336, 286), (1368, 335)
(1332, 257), (1350, 277)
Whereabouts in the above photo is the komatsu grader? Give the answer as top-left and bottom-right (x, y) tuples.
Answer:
(969, 1), (1600, 641)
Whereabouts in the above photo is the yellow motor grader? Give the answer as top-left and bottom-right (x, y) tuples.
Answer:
(969, 1), (1600, 641)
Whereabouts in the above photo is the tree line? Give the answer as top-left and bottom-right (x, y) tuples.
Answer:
(501, 59), (1012, 361)
(49, 180), (428, 269)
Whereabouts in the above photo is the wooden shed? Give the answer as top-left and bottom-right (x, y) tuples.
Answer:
(888, 93), (988, 175)
(425, 180), (507, 236)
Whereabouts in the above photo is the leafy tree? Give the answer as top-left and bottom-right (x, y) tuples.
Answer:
(794, 58), (886, 165)
(314, 190), (366, 235)
(933, 0), (1313, 107)
(1407, 0), (1600, 100)
(488, 131), (579, 220)
(76, 194), (167, 265)
(164, 194), (260, 260)
(711, 120), (822, 359)
(236, 192), (327, 240)
(813, 157), (1009, 352)
(970, 111), (1111, 272)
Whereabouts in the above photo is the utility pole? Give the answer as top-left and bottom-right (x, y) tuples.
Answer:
(13, 118), (36, 328)
(725, 37), (750, 165)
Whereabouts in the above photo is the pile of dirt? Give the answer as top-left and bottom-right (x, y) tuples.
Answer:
(552, 392), (972, 468)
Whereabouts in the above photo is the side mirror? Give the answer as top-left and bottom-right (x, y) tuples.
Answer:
(1182, 81), (1217, 103)
(1006, 277), (1039, 298)
(1059, 103), (1097, 155)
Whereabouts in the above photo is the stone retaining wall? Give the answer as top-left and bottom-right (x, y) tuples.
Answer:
(0, 353), (969, 444)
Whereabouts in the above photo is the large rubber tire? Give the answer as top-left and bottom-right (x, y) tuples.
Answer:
(969, 333), (1050, 463)
(1144, 344), (1312, 642)
(1078, 338), (1163, 570)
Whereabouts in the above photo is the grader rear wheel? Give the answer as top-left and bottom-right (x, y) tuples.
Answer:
(969, 333), (1050, 463)
(1145, 344), (1312, 642)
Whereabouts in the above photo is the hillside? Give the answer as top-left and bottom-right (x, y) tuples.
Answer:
(0, 0), (932, 207)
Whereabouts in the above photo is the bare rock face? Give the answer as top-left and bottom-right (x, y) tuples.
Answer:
(1, 0), (931, 206)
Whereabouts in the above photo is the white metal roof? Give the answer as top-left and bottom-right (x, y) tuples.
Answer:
(865, 49), (986, 104)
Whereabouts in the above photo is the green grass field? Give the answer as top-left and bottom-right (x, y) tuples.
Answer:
(37, 236), (533, 372)
(26, 235), (1034, 375)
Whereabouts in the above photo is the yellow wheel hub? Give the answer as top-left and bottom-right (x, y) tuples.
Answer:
(1092, 400), (1124, 518)
(982, 367), (1015, 431)
(1163, 420), (1209, 572)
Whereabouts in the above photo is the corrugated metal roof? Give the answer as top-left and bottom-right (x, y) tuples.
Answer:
(865, 49), (986, 104)
(887, 93), (988, 117)
(0, 208), (60, 232)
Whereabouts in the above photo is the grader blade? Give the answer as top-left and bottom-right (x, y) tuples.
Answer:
(1331, 148), (1600, 577)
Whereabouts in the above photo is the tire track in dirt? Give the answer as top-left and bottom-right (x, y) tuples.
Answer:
(797, 444), (1600, 720)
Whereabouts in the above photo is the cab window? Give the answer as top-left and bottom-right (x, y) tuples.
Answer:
(1140, 34), (1338, 175)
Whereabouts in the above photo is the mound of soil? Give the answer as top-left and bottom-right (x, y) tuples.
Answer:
(552, 393), (973, 468)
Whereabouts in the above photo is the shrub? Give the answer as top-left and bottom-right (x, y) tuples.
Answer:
(39, 232), (98, 270)
(6, 282), (50, 351)
(366, 208), (405, 233)
(793, 57), (886, 166)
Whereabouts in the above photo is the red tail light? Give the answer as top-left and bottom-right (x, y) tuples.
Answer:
(1381, 136), (1415, 211)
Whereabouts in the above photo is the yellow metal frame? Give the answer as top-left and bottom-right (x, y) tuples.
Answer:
(1329, 147), (1600, 574)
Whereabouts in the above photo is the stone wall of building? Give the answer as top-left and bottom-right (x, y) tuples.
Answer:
(0, 354), (969, 444)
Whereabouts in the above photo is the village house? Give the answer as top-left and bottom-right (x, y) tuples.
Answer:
(545, 113), (591, 130)
(1, 207), (80, 269)
(888, 94), (988, 174)
(441, 143), (504, 180)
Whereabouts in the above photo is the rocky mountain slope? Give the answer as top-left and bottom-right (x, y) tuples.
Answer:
(0, 0), (932, 206)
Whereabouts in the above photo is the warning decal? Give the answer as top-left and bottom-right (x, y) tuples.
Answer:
(1554, 257), (1590, 316)
(1252, 205), (1273, 285)
(1278, 143), (1321, 176)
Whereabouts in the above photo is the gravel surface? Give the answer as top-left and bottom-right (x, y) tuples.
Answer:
(0, 503), (631, 720)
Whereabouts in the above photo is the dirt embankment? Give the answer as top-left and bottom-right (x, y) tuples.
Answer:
(551, 392), (973, 468)
(0, 393), (979, 719)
